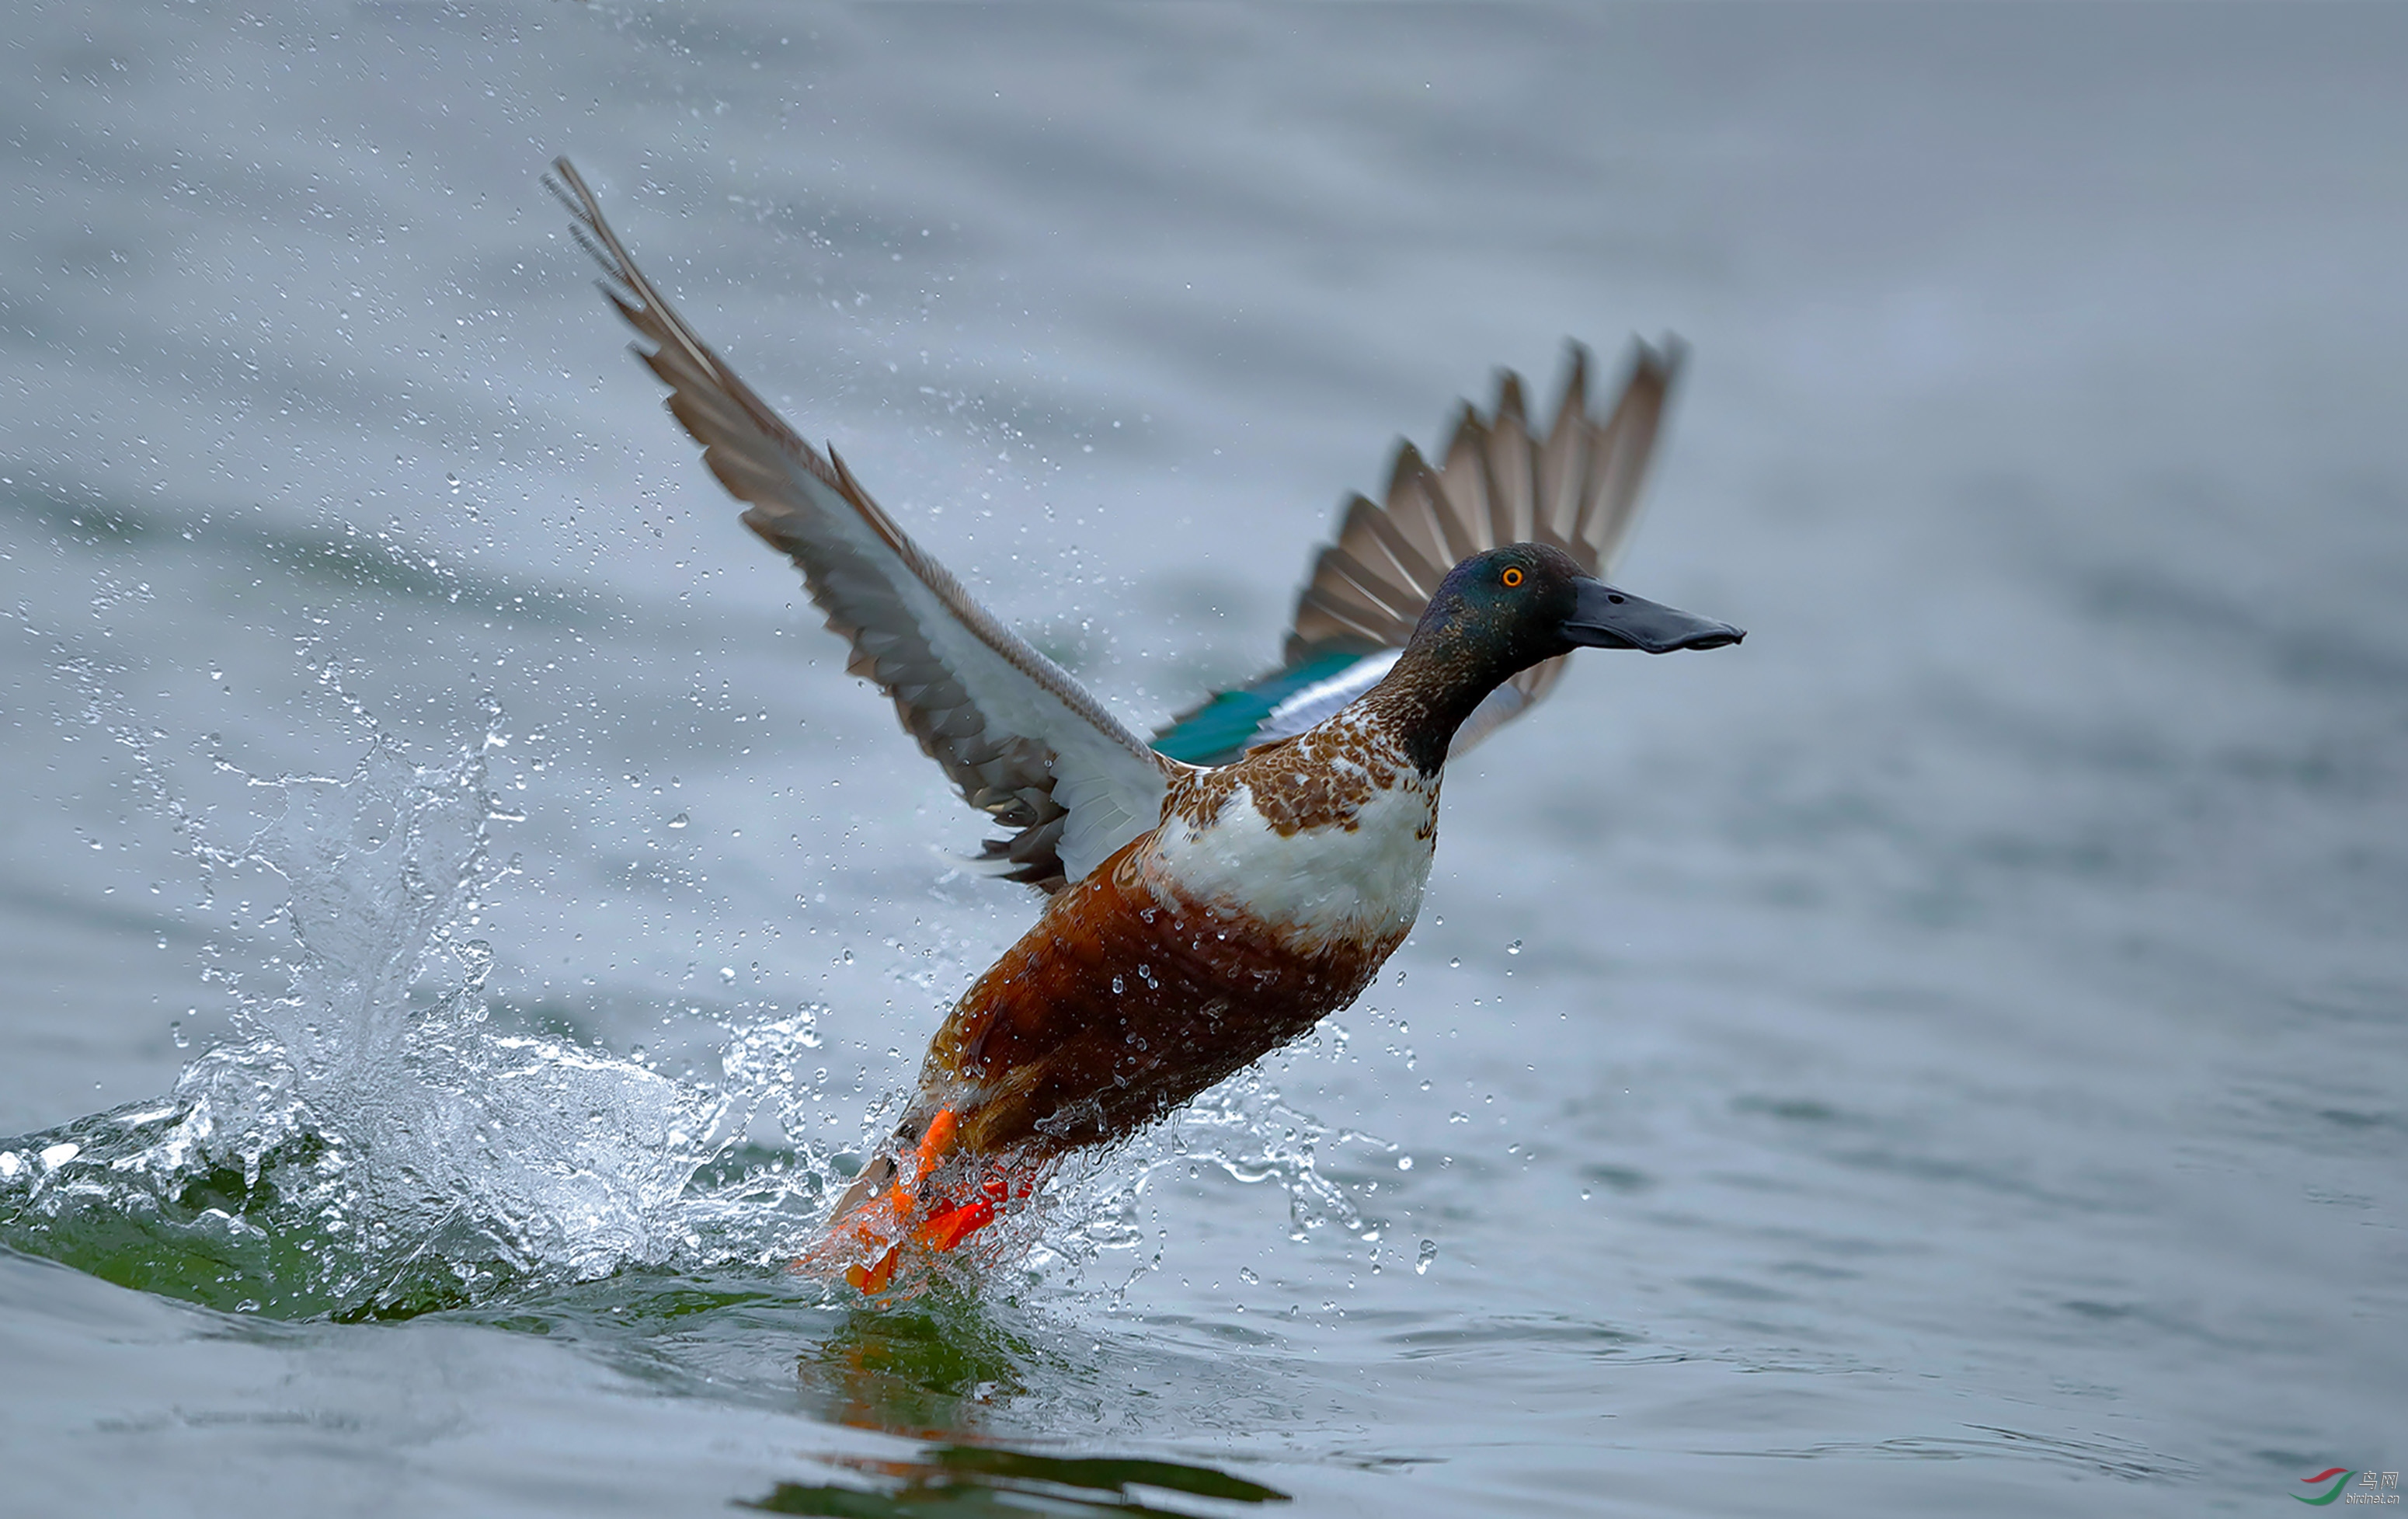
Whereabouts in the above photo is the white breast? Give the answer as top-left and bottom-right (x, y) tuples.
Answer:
(1143, 772), (1439, 950)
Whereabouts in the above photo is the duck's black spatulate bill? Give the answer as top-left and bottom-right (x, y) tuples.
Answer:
(1562, 577), (1745, 653)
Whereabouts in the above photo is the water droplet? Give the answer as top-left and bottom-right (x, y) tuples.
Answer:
(666, 811), (690, 829)
(1505, 939), (1522, 956)
(718, 966), (736, 984)
(1448, 956), (1460, 969)
(458, 939), (494, 987)
(1396, 1155), (1413, 1171)
(1415, 1239), (1438, 1275)
(1238, 1266), (1258, 1284)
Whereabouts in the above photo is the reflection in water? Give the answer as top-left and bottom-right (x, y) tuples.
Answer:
(798, 1290), (1041, 1438)
(745, 1443), (1287, 1516)
(781, 1294), (1297, 1514)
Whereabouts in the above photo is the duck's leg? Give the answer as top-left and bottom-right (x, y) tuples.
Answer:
(801, 1105), (1030, 1292)
(914, 1170), (1011, 1252)
(818, 1108), (959, 1291)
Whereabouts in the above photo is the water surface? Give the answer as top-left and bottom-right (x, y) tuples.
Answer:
(4, 5), (2404, 1515)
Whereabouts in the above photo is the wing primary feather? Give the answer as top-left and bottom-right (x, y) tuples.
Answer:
(1347, 494), (1447, 596)
(1304, 574), (1412, 638)
(1319, 545), (1425, 624)
(1575, 336), (1683, 573)
(1333, 494), (1444, 599)
(1294, 585), (1408, 653)
(1426, 403), (1505, 552)
(1389, 441), (1484, 566)
(1535, 344), (1592, 549)
(1482, 370), (1550, 552)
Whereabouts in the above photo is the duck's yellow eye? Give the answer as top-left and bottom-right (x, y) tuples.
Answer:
(1501, 566), (1524, 588)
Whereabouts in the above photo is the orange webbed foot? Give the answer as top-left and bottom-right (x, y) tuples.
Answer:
(843, 1244), (902, 1295)
(801, 1107), (990, 1294)
(798, 1111), (1049, 1294)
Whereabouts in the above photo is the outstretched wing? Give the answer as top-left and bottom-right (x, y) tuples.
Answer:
(1152, 341), (1683, 767)
(548, 158), (1169, 891)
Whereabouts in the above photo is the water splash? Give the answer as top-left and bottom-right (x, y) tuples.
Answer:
(0, 731), (836, 1317)
(1017, 1068), (1398, 1302)
(0, 719), (1393, 1319)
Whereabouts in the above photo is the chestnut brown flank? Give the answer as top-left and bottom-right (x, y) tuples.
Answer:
(920, 827), (1404, 1158)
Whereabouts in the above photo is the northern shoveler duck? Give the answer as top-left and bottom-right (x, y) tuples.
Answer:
(548, 159), (1743, 1294)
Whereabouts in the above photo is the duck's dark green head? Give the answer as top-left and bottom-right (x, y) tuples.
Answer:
(1414, 542), (1742, 667)
(1380, 542), (1743, 768)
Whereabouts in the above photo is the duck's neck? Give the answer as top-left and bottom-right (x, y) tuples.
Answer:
(1358, 637), (1518, 777)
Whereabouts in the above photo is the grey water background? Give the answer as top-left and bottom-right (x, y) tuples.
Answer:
(5, 3), (2405, 1514)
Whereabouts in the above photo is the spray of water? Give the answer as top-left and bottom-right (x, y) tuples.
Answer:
(0, 711), (1394, 1319)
